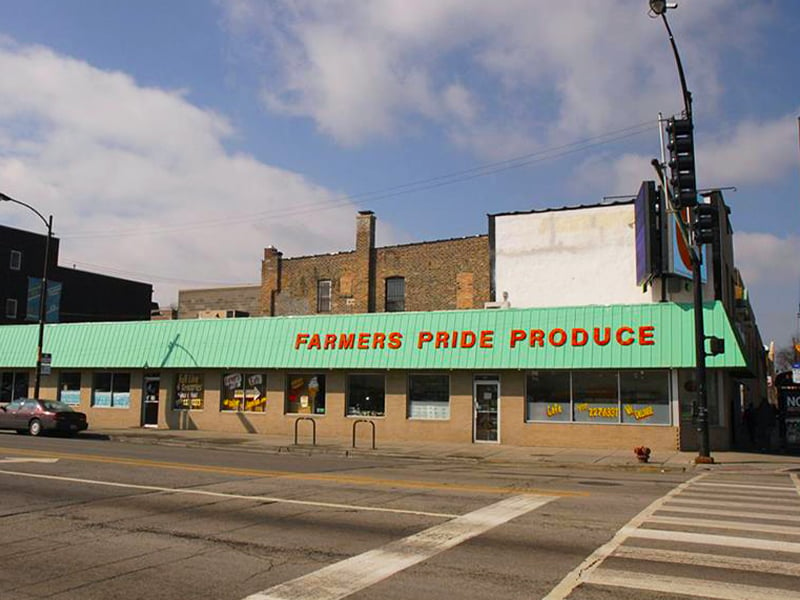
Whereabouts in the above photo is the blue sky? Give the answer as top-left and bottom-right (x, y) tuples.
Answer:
(0, 1), (798, 349)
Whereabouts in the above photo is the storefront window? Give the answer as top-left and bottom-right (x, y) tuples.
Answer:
(526, 371), (571, 422)
(408, 374), (449, 419)
(1, 371), (29, 403)
(573, 371), (619, 423)
(221, 373), (267, 412)
(347, 374), (385, 416)
(620, 370), (670, 425)
(286, 374), (326, 414)
(59, 372), (82, 405)
(92, 373), (131, 408)
(175, 373), (204, 410)
(527, 369), (672, 425)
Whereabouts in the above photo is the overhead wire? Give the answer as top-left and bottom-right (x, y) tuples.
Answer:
(61, 120), (654, 240)
(57, 119), (655, 285)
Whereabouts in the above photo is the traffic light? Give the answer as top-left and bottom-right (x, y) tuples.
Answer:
(693, 202), (717, 245)
(666, 117), (698, 209)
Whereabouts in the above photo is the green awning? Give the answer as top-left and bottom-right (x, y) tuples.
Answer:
(0, 302), (746, 371)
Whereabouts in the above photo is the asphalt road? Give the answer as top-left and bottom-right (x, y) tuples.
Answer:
(0, 432), (797, 599)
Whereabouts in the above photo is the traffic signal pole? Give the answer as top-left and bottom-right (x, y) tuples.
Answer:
(651, 1), (714, 462)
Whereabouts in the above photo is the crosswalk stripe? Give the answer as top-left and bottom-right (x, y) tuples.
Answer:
(584, 568), (800, 600)
(242, 494), (554, 600)
(677, 491), (800, 503)
(668, 497), (800, 512)
(613, 546), (800, 576)
(541, 473), (707, 600)
(655, 503), (800, 522)
(693, 482), (797, 492)
(630, 527), (800, 553)
(647, 514), (800, 536)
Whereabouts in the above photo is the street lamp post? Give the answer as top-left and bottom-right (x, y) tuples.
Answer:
(0, 192), (53, 400)
(649, 1), (713, 463)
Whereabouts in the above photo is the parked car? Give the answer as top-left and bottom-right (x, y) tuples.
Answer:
(0, 398), (88, 436)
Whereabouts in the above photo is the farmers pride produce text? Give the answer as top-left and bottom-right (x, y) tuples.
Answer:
(294, 326), (655, 351)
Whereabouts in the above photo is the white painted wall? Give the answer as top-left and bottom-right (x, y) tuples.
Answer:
(494, 204), (657, 307)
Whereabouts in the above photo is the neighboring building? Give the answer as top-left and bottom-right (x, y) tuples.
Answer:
(178, 285), (260, 319)
(1, 224), (153, 326)
(178, 211), (490, 319)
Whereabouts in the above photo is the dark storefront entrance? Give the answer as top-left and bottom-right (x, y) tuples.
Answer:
(142, 376), (160, 427)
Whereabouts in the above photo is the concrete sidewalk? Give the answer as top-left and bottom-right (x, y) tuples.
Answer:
(89, 427), (800, 472)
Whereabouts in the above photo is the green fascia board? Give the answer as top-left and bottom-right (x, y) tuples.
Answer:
(0, 302), (746, 371)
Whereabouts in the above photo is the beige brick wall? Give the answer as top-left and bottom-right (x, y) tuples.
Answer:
(37, 368), (700, 451)
(178, 286), (262, 319)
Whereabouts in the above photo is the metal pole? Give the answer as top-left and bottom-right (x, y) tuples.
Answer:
(652, 6), (712, 462)
(33, 215), (52, 400)
(692, 243), (711, 459)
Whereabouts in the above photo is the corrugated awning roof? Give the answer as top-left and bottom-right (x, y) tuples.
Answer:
(0, 302), (746, 371)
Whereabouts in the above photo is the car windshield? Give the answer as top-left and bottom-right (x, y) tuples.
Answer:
(41, 401), (73, 412)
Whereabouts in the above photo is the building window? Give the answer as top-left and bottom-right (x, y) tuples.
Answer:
(92, 373), (131, 408)
(620, 370), (670, 424)
(286, 374), (326, 414)
(385, 277), (405, 312)
(1, 371), (29, 403)
(408, 374), (449, 419)
(317, 279), (332, 312)
(5, 298), (17, 319)
(59, 372), (82, 405)
(347, 374), (385, 416)
(221, 373), (266, 412)
(526, 369), (670, 425)
(526, 371), (571, 422)
(174, 373), (204, 410)
(572, 371), (619, 423)
(9, 250), (22, 271)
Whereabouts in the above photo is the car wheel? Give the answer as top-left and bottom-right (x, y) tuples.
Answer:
(28, 419), (43, 436)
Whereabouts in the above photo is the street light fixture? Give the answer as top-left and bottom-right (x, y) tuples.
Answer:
(0, 192), (53, 400)
(649, 3), (714, 463)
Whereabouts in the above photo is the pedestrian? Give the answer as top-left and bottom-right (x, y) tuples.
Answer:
(755, 399), (776, 452)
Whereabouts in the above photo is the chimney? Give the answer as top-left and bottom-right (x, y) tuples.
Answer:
(354, 211), (376, 312)
(260, 245), (282, 316)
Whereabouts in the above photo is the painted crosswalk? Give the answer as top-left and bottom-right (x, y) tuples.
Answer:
(545, 471), (800, 599)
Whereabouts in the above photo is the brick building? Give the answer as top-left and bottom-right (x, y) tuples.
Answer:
(260, 210), (490, 317)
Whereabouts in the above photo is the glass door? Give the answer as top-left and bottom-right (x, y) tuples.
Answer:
(142, 377), (160, 427)
(474, 378), (500, 443)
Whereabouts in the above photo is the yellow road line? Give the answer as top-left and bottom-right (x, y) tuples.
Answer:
(0, 445), (586, 497)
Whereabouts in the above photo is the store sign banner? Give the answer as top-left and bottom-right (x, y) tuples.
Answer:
(294, 325), (656, 352)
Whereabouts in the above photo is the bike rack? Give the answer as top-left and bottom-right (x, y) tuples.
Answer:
(293, 416), (317, 446)
(352, 419), (376, 449)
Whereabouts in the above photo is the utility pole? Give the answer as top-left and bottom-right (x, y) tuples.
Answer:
(649, 0), (714, 463)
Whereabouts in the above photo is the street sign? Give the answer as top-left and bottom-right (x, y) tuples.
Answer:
(40, 353), (52, 376)
(793, 363), (800, 384)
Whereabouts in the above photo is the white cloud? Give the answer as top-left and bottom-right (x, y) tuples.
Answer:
(734, 232), (800, 347)
(574, 107), (800, 200)
(0, 42), (379, 307)
(219, 0), (764, 157)
(697, 112), (800, 187)
(734, 232), (800, 286)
